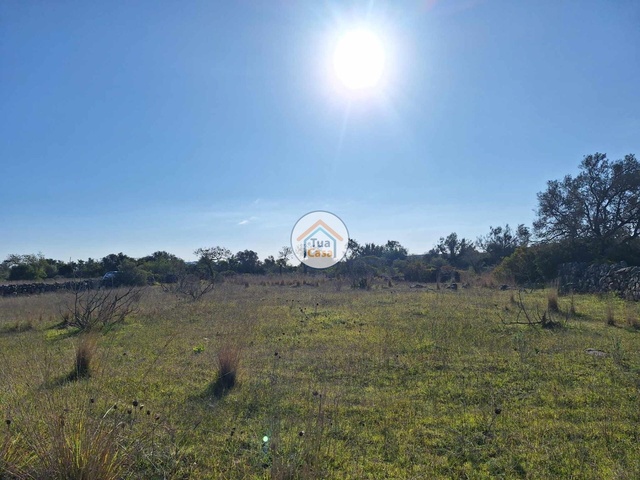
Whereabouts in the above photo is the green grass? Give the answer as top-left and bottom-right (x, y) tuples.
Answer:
(1, 279), (640, 478)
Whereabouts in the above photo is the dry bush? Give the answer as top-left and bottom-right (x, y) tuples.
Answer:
(498, 290), (562, 329)
(479, 270), (503, 288)
(161, 273), (215, 301)
(61, 285), (142, 331)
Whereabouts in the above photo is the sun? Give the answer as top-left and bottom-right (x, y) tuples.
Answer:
(333, 29), (386, 91)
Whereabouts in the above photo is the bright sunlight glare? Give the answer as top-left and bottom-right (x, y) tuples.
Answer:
(333, 29), (386, 91)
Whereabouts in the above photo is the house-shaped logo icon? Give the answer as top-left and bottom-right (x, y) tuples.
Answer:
(296, 220), (344, 259)
(290, 211), (349, 269)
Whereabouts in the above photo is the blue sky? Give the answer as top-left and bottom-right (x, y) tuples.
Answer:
(2, 0), (639, 262)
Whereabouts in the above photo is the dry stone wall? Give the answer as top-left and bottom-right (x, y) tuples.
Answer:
(558, 262), (640, 301)
(0, 280), (100, 297)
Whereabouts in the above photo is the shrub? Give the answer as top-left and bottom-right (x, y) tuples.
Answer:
(161, 274), (215, 301)
(114, 260), (151, 286)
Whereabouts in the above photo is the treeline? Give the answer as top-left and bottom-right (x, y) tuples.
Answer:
(2, 153), (638, 287)
(0, 226), (536, 287)
(0, 250), (286, 285)
(0, 231), (527, 287)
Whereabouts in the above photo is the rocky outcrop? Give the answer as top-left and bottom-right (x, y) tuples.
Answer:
(0, 280), (100, 297)
(558, 262), (640, 301)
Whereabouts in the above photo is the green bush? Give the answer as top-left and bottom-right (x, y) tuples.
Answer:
(115, 260), (151, 286)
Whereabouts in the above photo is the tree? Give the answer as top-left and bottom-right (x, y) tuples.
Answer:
(534, 153), (640, 256)
(57, 261), (76, 277)
(194, 246), (232, 279)
(346, 239), (362, 260)
(4, 253), (49, 281)
(434, 233), (474, 267)
(76, 258), (104, 278)
(263, 255), (277, 273)
(494, 246), (543, 285)
(0, 260), (9, 281)
(344, 240), (407, 263)
(382, 240), (408, 263)
(360, 243), (385, 257)
(234, 250), (263, 274)
(139, 251), (186, 282)
(477, 224), (531, 265)
(276, 246), (293, 275)
(101, 253), (133, 273)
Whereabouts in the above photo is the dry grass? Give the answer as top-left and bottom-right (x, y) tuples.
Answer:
(570, 293), (577, 316)
(1, 394), (174, 479)
(625, 309), (640, 330)
(30, 406), (125, 480)
(0, 294), (57, 331)
(0, 320), (33, 334)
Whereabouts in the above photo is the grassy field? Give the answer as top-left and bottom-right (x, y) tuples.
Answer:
(1, 278), (639, 479)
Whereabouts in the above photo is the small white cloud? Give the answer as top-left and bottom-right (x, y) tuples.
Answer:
(238, 219), (249, 225)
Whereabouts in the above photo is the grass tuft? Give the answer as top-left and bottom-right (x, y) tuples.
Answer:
(606, 305), (616, 326)
(547, 291), (560, 313)
(208, 344), (240, 397)
(69, 334), (97, 380)
(570, 295), (577, 316)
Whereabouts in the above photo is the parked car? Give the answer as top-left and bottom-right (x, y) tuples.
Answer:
(102, 271), (119, 285)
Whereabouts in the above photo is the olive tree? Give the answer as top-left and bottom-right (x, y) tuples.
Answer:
(534, 153), (640, 256)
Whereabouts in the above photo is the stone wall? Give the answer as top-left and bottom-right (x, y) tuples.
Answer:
(558, 262), (640, 300)
(0, 280), (100, 297)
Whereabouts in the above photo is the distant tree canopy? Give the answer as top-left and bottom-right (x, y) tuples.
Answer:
(139, 251), (186, 282)
(1, 254), (54, 281)
(276, 246), (293, 275)
(430, 233), (477, 268)
(194, 246), (232, 279)
(476, 224), (531, 266)
(348, 239), (408, 263)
